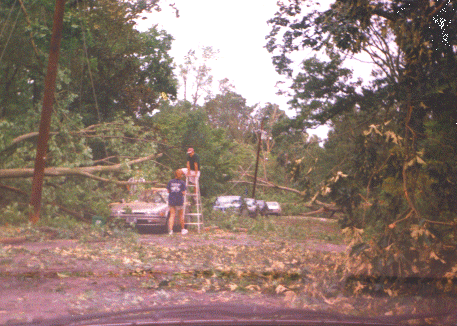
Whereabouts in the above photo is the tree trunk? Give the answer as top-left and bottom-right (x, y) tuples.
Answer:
(30, 0), (66, 223)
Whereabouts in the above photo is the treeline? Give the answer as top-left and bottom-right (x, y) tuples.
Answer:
(1, 0), (456, 282)
(0, 0), (305, 224)
(267, 0), (457, 281)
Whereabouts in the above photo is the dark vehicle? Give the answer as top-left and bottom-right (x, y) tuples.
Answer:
(256, 199), (268, 216)
(243, 198), (259, 217)
(265, 201), (282, 216)
(212, 195), (244, 213)
(109, 188), (172, 233)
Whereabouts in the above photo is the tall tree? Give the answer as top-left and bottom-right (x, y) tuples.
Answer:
(147, 101), (241, 196)
(253, 103), (287, 154)
(0, 0), (177, 125)
(267, 0), (457, 278)
(204, 91), (255, 142)
(0, 0), (178, 223)
(178, 46), (219, 107)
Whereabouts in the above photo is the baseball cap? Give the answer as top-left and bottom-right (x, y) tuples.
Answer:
(187, 147), (194, 154)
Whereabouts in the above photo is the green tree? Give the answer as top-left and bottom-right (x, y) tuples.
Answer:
(0, 0), (178, 223)
(66, 0), (177, 123)
(204, 91), (255, 142)
(147, 101), (242, 197)
(0, 0), (177, 124)
(267, 0), (457, 279)
(253, 103), (287, 153)
(178, 46), (219, 107)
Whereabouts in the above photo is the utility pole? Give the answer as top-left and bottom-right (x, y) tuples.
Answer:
(29, 0), (66, 223)
(252, 119), (264, 199)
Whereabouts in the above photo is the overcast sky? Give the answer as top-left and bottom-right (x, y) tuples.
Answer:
(136, 0), (341, 139)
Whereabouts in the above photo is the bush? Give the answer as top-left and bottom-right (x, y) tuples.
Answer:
(0, 203), (29, 226)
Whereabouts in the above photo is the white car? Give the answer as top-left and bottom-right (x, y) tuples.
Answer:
(212, 196), (244, 213)
(109, 188), (171, 233)
(265, 201), (281, 216)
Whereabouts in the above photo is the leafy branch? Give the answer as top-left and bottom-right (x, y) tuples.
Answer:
(0, 153), (162, 182)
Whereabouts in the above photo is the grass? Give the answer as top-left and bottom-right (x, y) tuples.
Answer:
(205, 210), (343, 244)
(0, 204), (343, 246)
(0, 215), (139, 243)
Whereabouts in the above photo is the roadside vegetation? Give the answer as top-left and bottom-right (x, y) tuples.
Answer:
(1, 0), (456, 322)
(1, 213), (455, 324)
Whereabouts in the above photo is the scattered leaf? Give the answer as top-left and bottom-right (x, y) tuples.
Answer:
(275, 284), (287, 294)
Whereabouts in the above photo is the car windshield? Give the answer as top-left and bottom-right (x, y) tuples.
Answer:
(217, 196), (240, 204)
(138, 190), (168, 203)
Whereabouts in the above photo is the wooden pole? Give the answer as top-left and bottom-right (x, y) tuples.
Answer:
(29, 0), (66, 223)
(251, 119), (264, 199)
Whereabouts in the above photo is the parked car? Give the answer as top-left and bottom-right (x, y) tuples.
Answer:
(265, 201), (282, 216)
(212, 196), (244, 213)
(109, 188), (174, 233)
(255, 199), (268, 216)
(213, 196), (264, 217)
(243, 198), (259, 218)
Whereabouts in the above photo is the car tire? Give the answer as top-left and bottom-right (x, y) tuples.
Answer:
(136, 224), (156, 234)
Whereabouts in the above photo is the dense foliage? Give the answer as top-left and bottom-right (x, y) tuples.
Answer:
(267, 0), (457, 280)
(0, 0), (176, 219)
(1, 0), (456, 289)
(0, 0), (280, 223)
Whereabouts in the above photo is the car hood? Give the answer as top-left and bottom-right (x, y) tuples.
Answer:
(110, 201), (167, 215)
(14, 302), (428, 326)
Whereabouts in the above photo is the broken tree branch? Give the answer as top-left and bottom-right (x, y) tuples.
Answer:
(0, 153), (162, 179)
(233, 172), (306, 196)
(232, 172), (341, 216)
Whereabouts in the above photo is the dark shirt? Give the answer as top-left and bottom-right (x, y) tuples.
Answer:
(187, 153), (200, 171)
(167, 178), (186, 206)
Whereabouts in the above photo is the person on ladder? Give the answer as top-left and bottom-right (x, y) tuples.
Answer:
(182, 147), (200, 194)
(166, 169), (188, 235)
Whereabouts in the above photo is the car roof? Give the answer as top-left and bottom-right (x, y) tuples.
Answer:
(147, 187), (167, 192)
(217, 195), (241, 199)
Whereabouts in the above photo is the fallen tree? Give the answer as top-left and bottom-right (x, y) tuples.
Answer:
(0, 152), (163, 185)
(232, 172), (342, 217)
(0, 116), (169, 223)
(299, 201), (342, 218)
(0, 151), (166, 222)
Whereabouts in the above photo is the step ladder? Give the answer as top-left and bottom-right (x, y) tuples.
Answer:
(183, 174), (203, 233)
